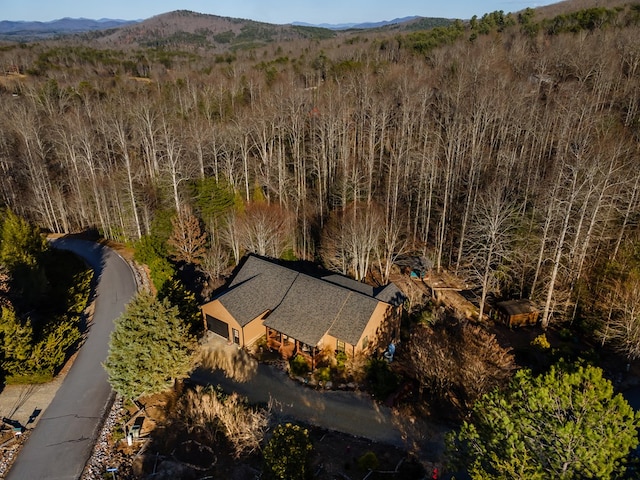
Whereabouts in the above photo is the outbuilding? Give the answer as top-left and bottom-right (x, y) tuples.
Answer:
(495, 299), (539, 327)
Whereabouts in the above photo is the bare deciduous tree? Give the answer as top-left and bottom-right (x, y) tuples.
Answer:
(464, 188), (519, 320)
(168, 205), (207, 265)
(232, 202), (293, 259)
(321, 202), (382, 281)
(599, 275), (640, 361)
(200, 239), (231, 283)
(407, 320), (515, 412)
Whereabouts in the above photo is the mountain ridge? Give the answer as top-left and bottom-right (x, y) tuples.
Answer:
(0, 11), (433, 43)
(0, 17), (138, 39)
(291, 16), (422, 30)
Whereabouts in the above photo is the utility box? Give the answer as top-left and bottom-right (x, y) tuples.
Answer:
(130, 416), (144, 439)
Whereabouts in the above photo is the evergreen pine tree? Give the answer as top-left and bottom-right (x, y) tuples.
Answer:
(104, 291), (195, 400)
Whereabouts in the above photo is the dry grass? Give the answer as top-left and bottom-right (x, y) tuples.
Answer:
(197, 338), (258, 383)
(177, 385), (269, 458)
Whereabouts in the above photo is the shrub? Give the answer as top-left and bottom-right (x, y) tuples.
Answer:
(179, 385), (269, 458)
(559, 328), (573, 341)
(290, 354), (310, 376)
(531, 333), (550, 350)
(332, 351), (348, 378)
(264, 423), (313, 480)
(314, 367), (331, 383)
(335, 351), (348, 369)
(416, 309), (437, 326)
(366, 358), (399, 399)
(358, 451), (379, 471)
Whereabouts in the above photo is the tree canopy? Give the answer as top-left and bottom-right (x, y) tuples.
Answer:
(0, 209), (50, 308)
(447, 363), (640, 479)
(0, 208), (48, 270)
(104, 291), (196, 400)
(408, 320), (515, 413)
(0, 211), (92, 383)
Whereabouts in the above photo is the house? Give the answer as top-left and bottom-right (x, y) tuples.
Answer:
(494, 299), (539, 327)
(201, 255), (405, 365)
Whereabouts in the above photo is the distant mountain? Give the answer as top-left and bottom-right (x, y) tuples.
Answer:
(0, 10), (451, 49)
(0, 17), (138, 40)
(88, 10), (336, 50)
(292, 16), (420, 30)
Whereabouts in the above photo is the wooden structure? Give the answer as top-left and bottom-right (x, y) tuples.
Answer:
(494, 299), (539, 327)
(201, 255), (405, 368)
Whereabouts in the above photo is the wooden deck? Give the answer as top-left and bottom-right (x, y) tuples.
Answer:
(266, 328), (326, 369)
(266, 329), (296, 359)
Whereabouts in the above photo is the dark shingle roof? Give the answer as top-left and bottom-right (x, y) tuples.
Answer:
(328, 294), (379, 346)
(218, 256), (297, 326)
(323, 273), (406, 307)
(374, 283), (406, 307)
(322, 274), (375, 296)
(496, 299), (538, 316)
(214, 255), (404, 346)
(264, 275), (349, 346)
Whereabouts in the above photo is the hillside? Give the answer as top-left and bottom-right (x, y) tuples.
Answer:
(534, 0), (631, 18)
(0, 10), (452, 51)
(3, 0), (640, 476)
(293, 16), (429, 30)
(0, 1), (639, 335)
(85, 10), (337, 50)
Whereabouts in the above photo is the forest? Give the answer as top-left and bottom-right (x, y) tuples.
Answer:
(0, 2), (640, 358)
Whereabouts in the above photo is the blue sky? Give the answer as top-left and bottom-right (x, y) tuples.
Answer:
(2, 1), (561, 24)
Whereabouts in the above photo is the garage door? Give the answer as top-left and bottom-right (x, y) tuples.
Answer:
(205, 314), (229, 340)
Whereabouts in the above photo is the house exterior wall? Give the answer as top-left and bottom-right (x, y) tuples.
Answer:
(201, 300), (269, 347)
(321, 303), (397, 356)
(365, 303), (400, 352)
(243, 315), (268, 346)
(202, 299), (403, 357)
(202, 300), (238, 339)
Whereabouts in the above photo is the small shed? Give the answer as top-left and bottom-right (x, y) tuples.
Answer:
(495, 299), (539, 327)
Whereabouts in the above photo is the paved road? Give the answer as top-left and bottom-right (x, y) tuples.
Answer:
(193, 339), (406, 447)
(7, 239), (137, 480)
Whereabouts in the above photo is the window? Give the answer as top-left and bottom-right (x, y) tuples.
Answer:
(361, 336), (369, 350)
(233, 328), (240, 345)
(336, 339), (345, 353)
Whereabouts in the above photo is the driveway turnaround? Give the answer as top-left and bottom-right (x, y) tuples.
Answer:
(193, 339), (406, 447)
(7, 239), (137, 480)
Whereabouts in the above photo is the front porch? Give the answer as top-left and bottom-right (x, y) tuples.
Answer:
(265, 327), (323, 369)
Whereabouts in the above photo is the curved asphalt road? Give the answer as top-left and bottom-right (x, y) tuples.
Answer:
(7, 239), (137, 480)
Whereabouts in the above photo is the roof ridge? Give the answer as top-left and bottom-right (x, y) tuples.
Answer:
(324, 290), (352, 340)
(275, 271), (300, 310)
